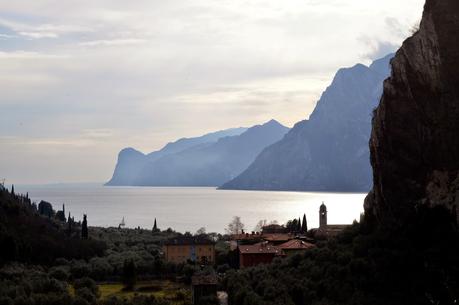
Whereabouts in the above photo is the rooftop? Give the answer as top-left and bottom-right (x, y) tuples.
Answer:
(164, 236), (215, 246)
(278, 239), (315, 250)
(238, 242), (282, 255)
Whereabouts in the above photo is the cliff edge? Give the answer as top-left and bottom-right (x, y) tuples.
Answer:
(365, 0), (459, 226)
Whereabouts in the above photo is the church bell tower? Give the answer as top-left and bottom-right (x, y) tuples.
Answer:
(319, 202), (327, 228)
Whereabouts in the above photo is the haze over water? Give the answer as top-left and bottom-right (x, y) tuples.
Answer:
(15, 184), (365, 233)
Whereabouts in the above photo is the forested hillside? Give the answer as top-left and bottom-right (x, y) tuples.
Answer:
(0, 186), (106, 265)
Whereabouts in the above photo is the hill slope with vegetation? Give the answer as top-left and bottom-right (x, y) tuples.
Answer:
(0, 186), (106, 265)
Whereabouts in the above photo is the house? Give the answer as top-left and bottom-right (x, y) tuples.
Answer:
(278, 239), (315, 257)
(262, 233), (293, 245)
(230, 231), (294, 250)
(229, 232), (263, 250)
(312, 202), (350, 239)
(191, 274), (218, 305)
(163, 236), (215, 264)
(238, 241), (283, 268)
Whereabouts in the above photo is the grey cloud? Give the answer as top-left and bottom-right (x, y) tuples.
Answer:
(359, 38), (399, 60)
(0, 0), (425, 183)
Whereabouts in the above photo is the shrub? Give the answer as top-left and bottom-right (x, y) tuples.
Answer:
(49, 267), (69, 281)
(70, 261), (90, 279)
(73, 277), (98, 298)
(75, 288), (96, 305)
(122, 259), (137, 290)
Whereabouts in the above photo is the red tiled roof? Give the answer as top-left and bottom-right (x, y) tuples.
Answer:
(278, 239), (315, 250)
(230, 233), (294, 242)
(238, 242), (281, 255)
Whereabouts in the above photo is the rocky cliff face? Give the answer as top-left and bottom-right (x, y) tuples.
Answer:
(221, 55), (392, 192)
(364, 0), (459, 226)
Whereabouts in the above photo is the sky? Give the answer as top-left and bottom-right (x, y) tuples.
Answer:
(0, 0), (424, 184)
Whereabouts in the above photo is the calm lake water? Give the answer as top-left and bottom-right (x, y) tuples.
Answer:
(15, 184), (366, 233)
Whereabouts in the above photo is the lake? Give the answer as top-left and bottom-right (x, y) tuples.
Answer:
(15, 184), (366, 233)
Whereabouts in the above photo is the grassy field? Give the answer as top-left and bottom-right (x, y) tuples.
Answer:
(98, 280), (191, 304)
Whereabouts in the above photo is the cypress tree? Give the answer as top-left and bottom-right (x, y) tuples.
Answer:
(122, 259), (137, 290)
(81, 214), (88, 239)
(11, 184), (14, 196)
(67, 212), (72, 236)
(302, 213), (308, 232)
(297, 217), (301, 232)
(153, 218), (158, 233)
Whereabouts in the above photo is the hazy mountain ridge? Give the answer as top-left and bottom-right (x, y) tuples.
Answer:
(133, 120), (289, 186)
(146, 127), (248, 160)
(106, 127), (247, 186)
(220, 54), (393, 192)
(107, 121), (288, 186)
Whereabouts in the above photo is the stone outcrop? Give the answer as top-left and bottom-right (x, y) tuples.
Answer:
(364, 0), (459, 226)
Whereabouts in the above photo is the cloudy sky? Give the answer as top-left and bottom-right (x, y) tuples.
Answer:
(0, 0), (424, 184)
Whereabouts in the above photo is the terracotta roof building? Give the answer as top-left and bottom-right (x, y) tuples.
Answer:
(229, 232), (263, 250)
(262, 233), (293, 244)
(278, 239), (315, 257)
(163, 236), (215, 264)
(238, 241), (283, 268)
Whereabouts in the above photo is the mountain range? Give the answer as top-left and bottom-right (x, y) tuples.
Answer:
(220, 54), (393, 192)
(106, 120), (289, 186)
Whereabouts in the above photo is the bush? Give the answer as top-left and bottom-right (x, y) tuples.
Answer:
(0, 297), (13, 305)
(89, 257), (112, 281)
(72, 296), (90, 305)
(70, 261), (90, 279)
(198, 295), (219, 305)
(122, 259), (137, 290)
(49, 267), (69, 281)
(216, 264), (230, 274)
(73, 277), (98, 298)
(75, 288), (96, 305)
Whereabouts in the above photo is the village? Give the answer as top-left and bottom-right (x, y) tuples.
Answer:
(161, 203), (351, 304)
(1, 183), (356, 305)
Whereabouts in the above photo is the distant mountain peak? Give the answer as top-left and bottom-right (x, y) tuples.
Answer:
(119, 147), (144, 156)
(220, 54), (393, 192)
(106, 122), (288, 186)
(265, 119), (281, 125)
